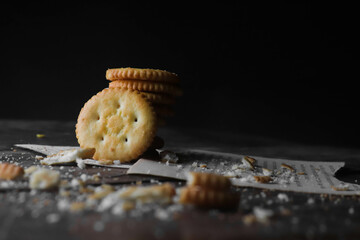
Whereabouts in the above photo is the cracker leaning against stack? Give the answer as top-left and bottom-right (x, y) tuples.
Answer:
(76, 68), (182, 164)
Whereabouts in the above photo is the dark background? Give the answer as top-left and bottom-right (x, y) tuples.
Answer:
(0, 2), (358, 147)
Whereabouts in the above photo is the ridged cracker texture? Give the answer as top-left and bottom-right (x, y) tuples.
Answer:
(109, 80), (183, 97)
(106, 67), (179, 83)
(75, 88), (157, 163)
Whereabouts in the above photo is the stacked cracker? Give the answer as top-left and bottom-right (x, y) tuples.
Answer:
(106, 68), (182, 125)
(76, 68), (181, 164)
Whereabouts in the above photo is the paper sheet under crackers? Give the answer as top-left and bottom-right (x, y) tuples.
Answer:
(15, 144), (360, 195)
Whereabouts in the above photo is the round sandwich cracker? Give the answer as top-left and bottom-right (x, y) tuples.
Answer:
(76, 88), (157, 163)
(106, 67), (179, 83)
(109, 80), (183, 97)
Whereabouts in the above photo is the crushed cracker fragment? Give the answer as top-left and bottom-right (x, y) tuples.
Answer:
(281, 163), (295, 172)
(253, 176), (272, 183)
(331, 185), (350, 191)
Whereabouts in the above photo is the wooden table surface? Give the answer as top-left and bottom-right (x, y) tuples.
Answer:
(1, 119), (360, 240)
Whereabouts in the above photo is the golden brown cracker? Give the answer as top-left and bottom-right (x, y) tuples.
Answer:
(179, 186), (239, 210)
(0, 163), (24, 180)
(109, 80), (183, 97)
(75, 88), (157, 163)
(106, 67), (179, 83)
(187, 172), (231, 191)
(253, 176), (272, 183)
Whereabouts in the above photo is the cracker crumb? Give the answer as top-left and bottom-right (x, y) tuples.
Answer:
(242, 156), (255, 170)
(253, 176), (272, 183)
(307, 198), (315, 205)
(46, 213), (60, 224)
(242, 214), (257, 226)
(93, 221), (105, 232)
(281, 163), (295, 172)
(349, 207), (355, 215)
(262, 168), (272, 176)
(253, 207), (274, 223)
(331, 184), (350, 191)
(35, 155), (44, 160)
(277, 193), (289, 202)
(160, 150), (179, 163)
(29, 168), (60, 190)
(70, 202), (86, 212)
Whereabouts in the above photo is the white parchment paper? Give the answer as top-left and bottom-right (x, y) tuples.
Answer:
(14, 144), (360, 195)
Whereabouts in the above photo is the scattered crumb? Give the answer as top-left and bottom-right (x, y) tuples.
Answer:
(254, 176), (272, 183)
(160, 150), (179, 163)
(307, 198), (315, 205)
(277, 193), (289, 202)
(242, 214), (257, 226)
(35, 155), (44, 160)
(46, 213), (60, 224)
(349, 207), (355, 215)
(281, 163), (295, 172)
(253, 207), (274, 223)
(331, 184), (350, 191)
(70, 202), (86, 212)
(29, 168), (60, 190)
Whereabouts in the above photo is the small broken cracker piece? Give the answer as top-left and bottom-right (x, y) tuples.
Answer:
(242, 156), (255, 170)
(40, 148), (95, 165)
(119, 183), (175, 204)
(70, 202), (86, 212)
(79, 186), (94, 194)
(244, 156), (256, 165)
(331, 185), (350, 191)
(35, 155), (44, 160)
(179, 186), (239, 210)
(121, 200), (136, 211)
(242, 214), (257, 226)
(160, 150), (179, 163)
(92, 174), (101, 182)
(297, 172), (306, 175)
(262, 168), (272, 176)
(24, 166), (39, 176)
(187, 172), (231, 191)
(89, 184), (115, 200)
(29, 168), (60, 190)
(281, 163), (295, 172)
(253, 176), (272, 183)
(0, 163), (24, 180)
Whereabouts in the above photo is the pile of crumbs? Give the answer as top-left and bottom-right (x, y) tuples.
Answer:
(190, 155), (299, 185)
(1, 149), (359, 233)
